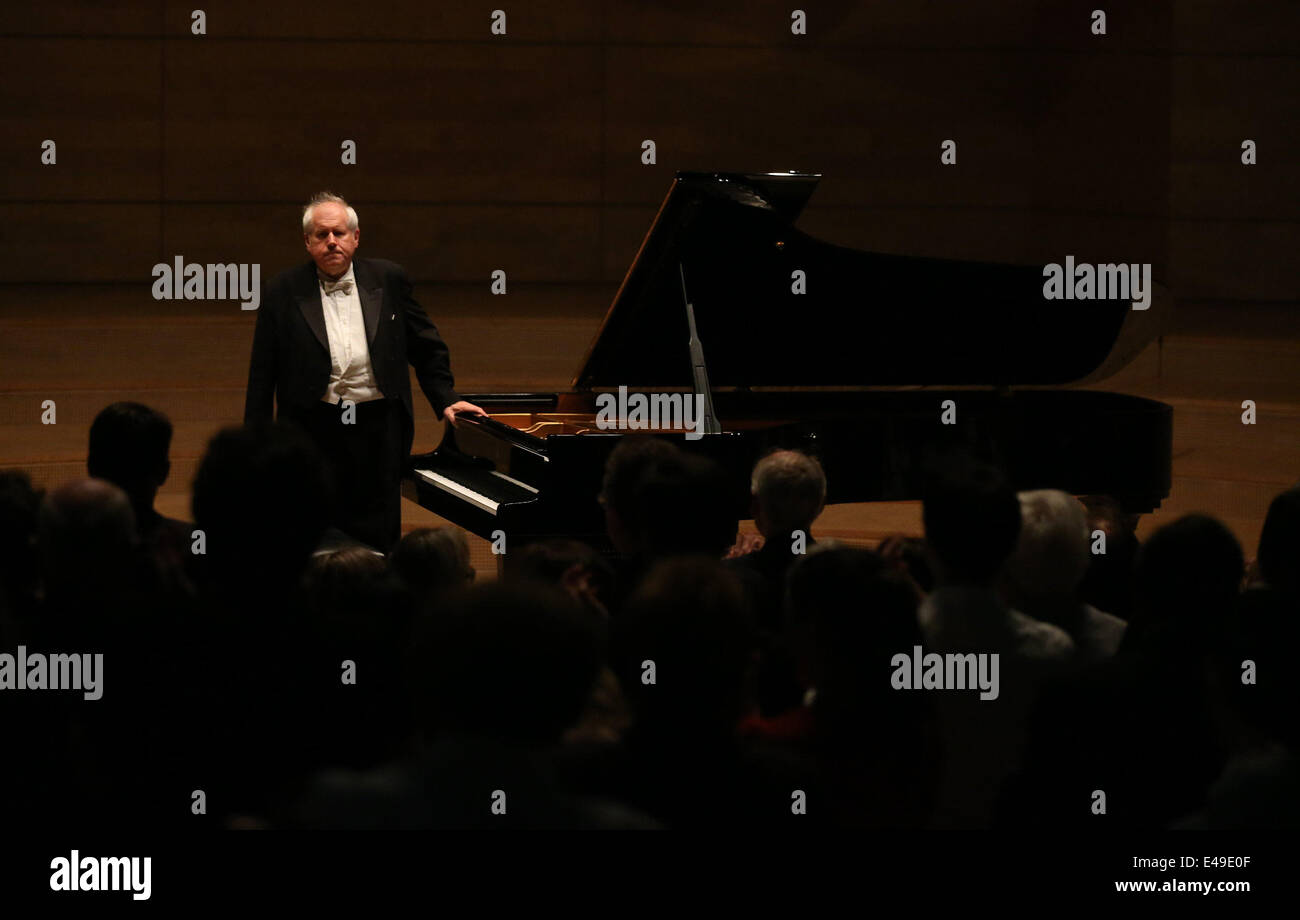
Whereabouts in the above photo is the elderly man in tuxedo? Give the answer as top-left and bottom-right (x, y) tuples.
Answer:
(245, 191), (485, 551)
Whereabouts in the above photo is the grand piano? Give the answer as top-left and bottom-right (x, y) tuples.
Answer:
(403, 171), (1173, 548)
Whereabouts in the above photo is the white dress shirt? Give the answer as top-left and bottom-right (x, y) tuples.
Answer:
(318, 266), (382, 405)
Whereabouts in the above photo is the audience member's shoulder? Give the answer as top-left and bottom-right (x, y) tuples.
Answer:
(723, 555), (767, 602)
(1080, 603), (1127, 658)
(723, 550), (765, 582)
(1196, 748), (1300, 829)
(916, 588), (996, 634)
(158, 514), (192, 540)
(1008, 607), (1076, 660)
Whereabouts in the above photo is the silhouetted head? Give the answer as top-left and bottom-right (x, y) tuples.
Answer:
(409, 581), (601, 746)
(600, 438), (737, 560)
(305, 546), (391, 615)
(389, 526), (474, 605)
(637, 450), (737, 559)
(1130, 513), (1243, 651)
(922, 459), (1020, 587)
(1257, 486), (1300, 595)
(611, 557), (755, 734)
(304, 546), (410, 656)
(87, 402), (173, 514)
(599, 437), (680, 555)
(787, 546), (920, 701)
(191, 422), (331, 591)
(37, 478), (138, 604)
(504, 538), (614, 614)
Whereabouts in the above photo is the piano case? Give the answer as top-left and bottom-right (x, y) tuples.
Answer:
(403, 171), (1173, 546)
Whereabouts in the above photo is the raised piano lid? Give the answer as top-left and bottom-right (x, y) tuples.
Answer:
(573, 171), (1170, 391)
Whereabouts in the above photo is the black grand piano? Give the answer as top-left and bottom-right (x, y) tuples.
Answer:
(403, 171), (1173, 547)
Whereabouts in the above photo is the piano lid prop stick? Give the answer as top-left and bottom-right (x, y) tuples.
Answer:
(680, 262), (722, 435)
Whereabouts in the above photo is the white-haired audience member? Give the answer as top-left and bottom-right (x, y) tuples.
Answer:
(727, 450), (827, 633)
(724, 449), (829, 714)
(1003, 490), (1126, 662)
(751, 450), (827, 547)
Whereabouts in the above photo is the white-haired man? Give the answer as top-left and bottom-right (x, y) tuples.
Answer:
(726, 449), (827, 633)
(1002, 489), (1126, 661)
(245, 191), (486, 551)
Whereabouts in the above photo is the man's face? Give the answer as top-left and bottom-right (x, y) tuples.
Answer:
(304, 201), (359, 278)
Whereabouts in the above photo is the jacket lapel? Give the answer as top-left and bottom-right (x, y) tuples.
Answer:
(353, 258), (384, 345)
(294, 262), (330, 353)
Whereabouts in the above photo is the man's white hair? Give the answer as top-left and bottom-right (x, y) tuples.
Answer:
(1007, 489), (1090, 597)
(751, 449), (826, 535)
(302, 191), (359, 235)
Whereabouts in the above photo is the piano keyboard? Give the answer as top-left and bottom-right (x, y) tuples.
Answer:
(413, 467), (539, 516)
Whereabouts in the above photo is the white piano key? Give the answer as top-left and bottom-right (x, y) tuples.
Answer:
(490, 470), (540, 495)
(414, 469), (500, 515)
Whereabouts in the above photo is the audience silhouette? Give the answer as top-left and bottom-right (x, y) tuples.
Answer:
(0, 410), (1295, 829)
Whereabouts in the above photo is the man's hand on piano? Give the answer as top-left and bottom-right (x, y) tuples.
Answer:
(443, 400), (489, 428)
